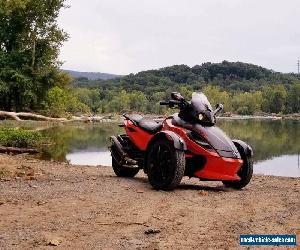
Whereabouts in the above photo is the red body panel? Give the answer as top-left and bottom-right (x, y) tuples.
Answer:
(123, 117), (242, 181)
(162, 118), (242, 181)
(124, 120), (154, 151)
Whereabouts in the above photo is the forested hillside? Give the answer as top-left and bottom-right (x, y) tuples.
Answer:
(71, 61), (300, 115)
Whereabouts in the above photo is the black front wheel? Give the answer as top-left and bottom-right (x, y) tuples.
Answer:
(222, 154), (253, 189)
(146, 138), (185, 191)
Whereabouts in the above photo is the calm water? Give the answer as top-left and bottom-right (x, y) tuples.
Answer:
(2, 120), (299, 177)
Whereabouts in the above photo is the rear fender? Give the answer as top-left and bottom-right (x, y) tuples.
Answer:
(232, 139), (253, 158)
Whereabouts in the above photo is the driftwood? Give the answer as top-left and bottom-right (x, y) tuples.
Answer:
(0, 111), (67, 122)
(71, 115), (108, 122)
(0, 146), (38, 154)
(0, 111), (112, 122)
(0, 111), (22, 121)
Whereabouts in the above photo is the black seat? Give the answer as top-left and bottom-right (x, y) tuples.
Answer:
(125, 114), (162, 134)
(138, 118), (162, 134)
(127, 114), (143, 123)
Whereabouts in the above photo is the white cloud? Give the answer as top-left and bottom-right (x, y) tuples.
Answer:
(58, 0), (300, 74)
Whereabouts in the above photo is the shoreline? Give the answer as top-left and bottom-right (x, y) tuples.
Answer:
(0, 112), (300, 124)
(218, 114), (300, 120)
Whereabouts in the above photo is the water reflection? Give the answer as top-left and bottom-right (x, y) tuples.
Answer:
(39, 123), (123, 162)
(217, 119), (300, 163)
(66, 151), (111, 166)
(254, 154), (300, 177)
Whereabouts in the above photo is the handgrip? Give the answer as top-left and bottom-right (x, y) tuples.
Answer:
(159, 101), (169, 105)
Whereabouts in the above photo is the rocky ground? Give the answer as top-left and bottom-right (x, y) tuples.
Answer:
(0, 154), (299, 250)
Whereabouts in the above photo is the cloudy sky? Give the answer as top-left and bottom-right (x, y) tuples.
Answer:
(58, 0), (300, 75)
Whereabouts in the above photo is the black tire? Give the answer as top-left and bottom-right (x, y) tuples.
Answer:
(146, 138), (185, 191)
(222, 154), (253, 189)
(112, 154), (139, 178)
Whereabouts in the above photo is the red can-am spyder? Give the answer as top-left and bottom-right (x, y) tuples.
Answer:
(109, 92), (253, 190)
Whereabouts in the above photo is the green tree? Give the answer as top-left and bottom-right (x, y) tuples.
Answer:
(128, 91), (147, 112)
(178, 86), (192, 100)
(72, 88), (102, 112)
(232, 91), (263, 115)
(44, 86), (90, 117)
(104, 90), (130, 113)
(262, 85), (287, 113)
(285, 84), (300, 113)
(202, 85), (232, 111)
(0, 0), (68, 111)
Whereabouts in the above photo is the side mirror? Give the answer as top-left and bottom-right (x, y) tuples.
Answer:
(214, 103), (224, 115)
(171, 92), (184, 101)
(216, 103), (224, 110)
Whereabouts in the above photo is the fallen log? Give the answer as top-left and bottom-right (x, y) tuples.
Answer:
(0, 111), (67, 122)
(0, 111), (22, 121)
(16, 112), (67, 122)
(0, 110), (111, 122)
(0, 146), (38, 154)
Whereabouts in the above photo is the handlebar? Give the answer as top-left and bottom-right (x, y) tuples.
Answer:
(160, 100), (184, 107)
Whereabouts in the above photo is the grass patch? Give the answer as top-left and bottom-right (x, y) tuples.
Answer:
(0, 128), (42, 148)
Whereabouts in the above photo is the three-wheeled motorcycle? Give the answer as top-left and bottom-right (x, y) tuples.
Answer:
(109, 92), (253, 190)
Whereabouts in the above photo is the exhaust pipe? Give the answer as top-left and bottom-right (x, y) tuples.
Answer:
(109, 136), (137, 166)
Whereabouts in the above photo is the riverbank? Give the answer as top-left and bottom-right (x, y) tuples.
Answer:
(1, 112), (300, 124)
(219, 112), (300, 121)
(0, 154), (299, 249)
(145, 113), (300, 121)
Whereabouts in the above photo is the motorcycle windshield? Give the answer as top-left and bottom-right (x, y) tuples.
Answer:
(191, 92), (213, 113)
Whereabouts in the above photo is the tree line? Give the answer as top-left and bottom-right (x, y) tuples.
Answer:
(69, 83), (300, 115)
(70, 62), (300, 115)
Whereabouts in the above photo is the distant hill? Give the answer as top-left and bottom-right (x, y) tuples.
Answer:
(72, 61), (300, 91)
(69, 61), (300, 114)
(63, 69), (121, 80)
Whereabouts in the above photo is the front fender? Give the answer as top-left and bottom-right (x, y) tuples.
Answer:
(232, 139), (253, 158)
(143, 131), (186, 174)
(147, 131), (187, 151)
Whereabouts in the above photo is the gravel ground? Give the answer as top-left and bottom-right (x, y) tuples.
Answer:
(0, 154), (299, 250)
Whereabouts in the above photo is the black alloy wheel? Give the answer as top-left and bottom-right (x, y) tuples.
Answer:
(147, 138), (185, 190)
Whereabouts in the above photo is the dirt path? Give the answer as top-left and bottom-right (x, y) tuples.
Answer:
(0, 154), (299, 249)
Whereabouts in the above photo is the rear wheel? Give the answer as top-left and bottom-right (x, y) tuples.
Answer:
(146, 138), (185, 190)
(222, 154), (253, 189)
(111, 147), (139, 177)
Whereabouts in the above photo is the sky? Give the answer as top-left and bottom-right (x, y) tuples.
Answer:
(58, 0), (300, 75)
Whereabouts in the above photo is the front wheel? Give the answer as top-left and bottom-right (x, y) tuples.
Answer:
(222, 154), (253, 189)
(146, 138), (185, 191)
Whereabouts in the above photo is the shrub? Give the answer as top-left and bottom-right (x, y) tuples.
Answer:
(0, 128), (42, 148)
(44, 86), (90, 117)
